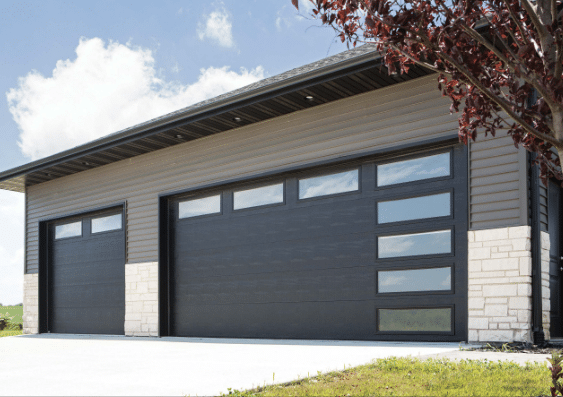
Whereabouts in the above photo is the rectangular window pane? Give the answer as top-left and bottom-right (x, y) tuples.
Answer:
(378, 308), (452, 332)
(55, 221), (82, 239)
(299, 170), (359, 199)
(377, 152), (450, 186)
(378, 267), (452, 293)
(179, 195), (221, 219)
(234, 183), (284, 210)
(378, 193), (451, 224)
(378, 230), (451, 258)
(92, 214), (122, 233)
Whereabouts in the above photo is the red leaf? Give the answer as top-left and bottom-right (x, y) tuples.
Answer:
(291, 0), (299, 9)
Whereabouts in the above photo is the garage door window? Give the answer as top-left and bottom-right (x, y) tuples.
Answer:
(378, 230), (451, 258)
(234, 183), (284, 210)
(378, 308), (452, 332)
(55, 221), (82, 240)
(179, 195), (221, 219)
(299, 169), (359, 199)
(378, 267), (452, 293)
(377, 192), (451, 224)
(377, 152), (450, 186)
(92, 214), (122, 233)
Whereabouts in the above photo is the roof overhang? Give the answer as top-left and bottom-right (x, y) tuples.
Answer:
(0, 46), (434, 193)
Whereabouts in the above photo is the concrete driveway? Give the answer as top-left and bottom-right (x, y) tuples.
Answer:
(0, 334), (459, 396)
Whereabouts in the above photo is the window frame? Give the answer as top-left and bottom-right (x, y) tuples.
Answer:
(54, 220), (83, 240)
(375, 264), (455, 296)
(375, 149), (453, 190)
(375, 305), (455, 335)
(232, 181), (286, 212)
(90, 213), (123, 235)
(297, 166), (362, 202)
(177, 193), (223, 221)
(376, 226), (455, 261)
(375, 188), (454, 226)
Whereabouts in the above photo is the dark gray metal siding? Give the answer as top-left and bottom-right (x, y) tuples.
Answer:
(26, 76), (527, 274)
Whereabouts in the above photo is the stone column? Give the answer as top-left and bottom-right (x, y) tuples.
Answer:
(467, 226), (533, 342)
(124, 262), (158, 336)
(22, 274), (39, 334)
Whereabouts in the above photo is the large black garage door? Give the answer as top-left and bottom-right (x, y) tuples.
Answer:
(165, 144), (467, 341)
(46, 207), (125, 334)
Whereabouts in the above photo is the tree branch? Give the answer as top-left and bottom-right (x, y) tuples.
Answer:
(435, 48), (563, 148)
(500, 0), (530, 45)
(521, 0), (551, 47)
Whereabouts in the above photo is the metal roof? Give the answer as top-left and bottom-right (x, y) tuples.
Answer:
(0, 45), (433, 193)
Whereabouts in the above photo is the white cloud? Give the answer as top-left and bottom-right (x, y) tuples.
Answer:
(0, 190), (24, 306)
(197, 7), (234, 48)
(6, 37), (265, 160)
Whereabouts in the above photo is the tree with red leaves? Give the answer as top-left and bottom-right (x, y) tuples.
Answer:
(292, 0), (563, 183)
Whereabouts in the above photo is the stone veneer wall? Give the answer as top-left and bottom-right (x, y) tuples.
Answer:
(124, 262), (158, 336)
(22, 273), (38, 334)
(468, 226), (533, 342)
(541, 231), (551, 340)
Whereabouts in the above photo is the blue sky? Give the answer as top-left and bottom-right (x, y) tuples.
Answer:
(0, 0), (348, 305)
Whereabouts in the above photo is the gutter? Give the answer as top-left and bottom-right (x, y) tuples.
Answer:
(530, 151), (546, 345)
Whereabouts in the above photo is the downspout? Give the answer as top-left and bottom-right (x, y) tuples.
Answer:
(530, 151), (546, 345)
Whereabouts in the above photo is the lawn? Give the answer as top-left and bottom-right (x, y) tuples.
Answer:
(0, 306), (23, 338)
(224, 357), (549, 397)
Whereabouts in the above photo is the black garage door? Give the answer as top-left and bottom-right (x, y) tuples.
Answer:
(46, 207), (125, 334)
(165, 145), (467, 341)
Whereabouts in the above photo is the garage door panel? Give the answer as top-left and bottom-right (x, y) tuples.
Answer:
(48, 209), (125, 335)
(51, 307), (125, 335)
(168, 146), (467, 341)
(174, 199), (375, 251)
(51, 282), (125, 308)
(173, 232), (375, 278)
(173, 301), (376, 339)
(175, 266), (376, 305)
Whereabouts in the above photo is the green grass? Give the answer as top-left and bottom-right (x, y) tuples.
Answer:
(0, 306), (23, 324)
(0, 306), (23, 338)
(224, 357), (549, 397)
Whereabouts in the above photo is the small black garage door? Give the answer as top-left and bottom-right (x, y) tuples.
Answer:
(165, 145), (467, 341)
(47, 207), (125, 334)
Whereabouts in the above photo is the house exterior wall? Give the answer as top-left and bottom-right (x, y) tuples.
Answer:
(23, 75), (536, 341)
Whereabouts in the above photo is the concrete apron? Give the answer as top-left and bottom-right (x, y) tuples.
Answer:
(1, 335), (459, 396)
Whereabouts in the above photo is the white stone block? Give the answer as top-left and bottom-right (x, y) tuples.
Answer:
(498, 323), (510, 329)
(468, 231), (475, 242)
(469, 242), (483, 248)
(505, 271), (520, 277)
(468, 317), (489, 330)
(469, 298), (485, 309)
(479, 330), (514, 342)
(509, 251), (531, 257)
(125, 312), (142, 321)
(492, 316), (517, 323)
(482, 258), (519, 271)
(468, 261), (482, 272)
(509, 297), (531, 310)
(489, 323), (498, 329)
(485, 297), (507, 304)
(483, 284), (517, 297)
(148, 281), (158, 290)
(514, 330), (532, 342)
(469, 285), (482, 291)
(518, 284), (532, 297)
(469, 247), (491, 260)
(519, 257), (532, 276)
(137, 283), (149, 294)
(517, 310), (532, 323)
(541, 232), (551, 250)
(475, 228), (509, 242)
(485, 304), (508, 317)
(469, 310), (485, 316)
(497, 246), (513, 252)
(511, 238), (531, 251)
(491, 253), (510, 259)
(508, 226), (531, 239)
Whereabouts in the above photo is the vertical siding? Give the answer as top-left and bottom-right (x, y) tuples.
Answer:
(25, 75), (528, 273)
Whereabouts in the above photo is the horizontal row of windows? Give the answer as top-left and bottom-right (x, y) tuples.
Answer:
(179, 151), (452, 219)
(54, 214), (122, 240)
